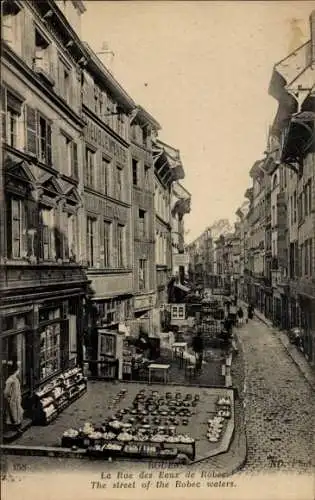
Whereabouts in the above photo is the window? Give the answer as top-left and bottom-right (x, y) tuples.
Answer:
(58, 59), (71, 104)
(310, 239), (313, 276)
(1, 87), (23, 148)
(116, 166), (122, 200)
(117, 224), (124, 267)
(34, 28), (53, 79)
(99, 334), (116, 356)
(85, 148), (95, 188)
(138, 209), (146, 238)
(293, 191), (297, 223)
(139, 259), (146, 290)
(39, 207), (56, 261)
(144, 165), (150, 188)
(86, 216), (96, 267)
(103, 220), (111, 268)
(132, 159), (138, 186)
(65, 213), (77, 262)
(10, 198), (27, 259)
(102, 157), (110, 195)
(117, 112), (125, 138)
(60, 133), (72, 177)
(38, 115), (52, 164)
(39, 323), (61, 380)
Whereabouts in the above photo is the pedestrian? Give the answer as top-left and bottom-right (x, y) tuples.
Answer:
(247, 304), (254, 320)
(237, 306), (244, 326)
(192, 331), (204, 372)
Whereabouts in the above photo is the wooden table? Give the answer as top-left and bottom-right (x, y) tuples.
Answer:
(171, 342), (188, 359)
(148, 363), (170, 384)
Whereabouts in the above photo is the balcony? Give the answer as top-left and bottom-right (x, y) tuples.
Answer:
(33, 57), (55, 86)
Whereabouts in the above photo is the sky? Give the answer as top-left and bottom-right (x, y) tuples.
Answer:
(81, 1), (312, 243)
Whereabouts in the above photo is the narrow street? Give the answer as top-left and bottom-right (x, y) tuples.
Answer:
(235, 318), (314, 473)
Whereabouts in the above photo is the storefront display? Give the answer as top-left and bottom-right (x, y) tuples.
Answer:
(207, 396), (231, 443)
(61, 388), (197, 460)
(33, 366), (87, 425)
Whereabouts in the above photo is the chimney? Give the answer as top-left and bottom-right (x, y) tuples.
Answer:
(311, 10), (315, 63)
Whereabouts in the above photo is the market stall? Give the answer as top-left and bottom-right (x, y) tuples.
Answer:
(61, 388), (198, 460)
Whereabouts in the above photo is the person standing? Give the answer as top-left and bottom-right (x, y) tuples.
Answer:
(4, 360), (24, 431)
(192, 331), (204, 372)
(237, 306), (244, 326)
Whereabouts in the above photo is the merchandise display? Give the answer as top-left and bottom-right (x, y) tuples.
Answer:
(206, 395), (232, 443)
(33, 367), (87, 425)
(61, 388), (197, 460)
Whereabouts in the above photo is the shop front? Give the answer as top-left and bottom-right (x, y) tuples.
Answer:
(84, 296), (133, 379)
(1, 288), (87, 440)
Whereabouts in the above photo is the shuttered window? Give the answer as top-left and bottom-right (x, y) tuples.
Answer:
(117, 224), (124, 268)
(103, 220), (111, 268)
(25, 106), (52, 165)
(85, 148), (95, 188)
(72, 142), (78, 179)
(10, 198), (27, 259)
(25, 106), (37, 154)
(39, 207), (56, 261)
(86, 216), (96, 268)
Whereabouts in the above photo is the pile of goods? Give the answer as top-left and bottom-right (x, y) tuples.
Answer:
(61, 388), (198, 460)
(207, 395), (232, 443)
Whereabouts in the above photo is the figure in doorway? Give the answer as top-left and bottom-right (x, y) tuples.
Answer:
(3, 360), (24, 431)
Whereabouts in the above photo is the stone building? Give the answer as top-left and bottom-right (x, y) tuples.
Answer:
(153, 139), (184, 328)
(268, 10), (315, 363)
(80, 42), (135, 377)
(171, 181), (191, 283)
(1, 0), (88, 430)
(130, 106), (161, 337)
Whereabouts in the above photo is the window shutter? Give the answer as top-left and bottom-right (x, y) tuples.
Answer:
(21, 201), (27, 257)
(52, 126), (60, 172)
(46, 122), (52, 165)
(1, 87), (7, 143)
(26, 198), (38, 258)
(25, 105), (37, 155)
(72, 141), (78, 179)
(6, 199), (12, 257)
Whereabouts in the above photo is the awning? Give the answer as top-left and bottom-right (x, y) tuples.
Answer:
(174, 283), (190, 293)
(281, 111), (315, 164)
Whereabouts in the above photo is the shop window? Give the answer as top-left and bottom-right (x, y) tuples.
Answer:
(99, 334), (116, 356)
(39, 306), (61, 323)
(86, 216), (96, 267)
(103, 220), (111, 268)
(117, 224), (124, 267)
(39, 206), (56, 261)
(139, 259), (146, 290)
(39, 323), (61, 380)
(85, 147), (95, 188)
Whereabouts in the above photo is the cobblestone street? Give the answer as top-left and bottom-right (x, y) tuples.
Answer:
(235, 317), (314, 474)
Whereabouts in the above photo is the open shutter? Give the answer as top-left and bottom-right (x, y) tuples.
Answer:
(21, 200), (27, 257)
(72, 141), (78, 179)
(46, 122), (52, 166)
(25, 105), (37, 155)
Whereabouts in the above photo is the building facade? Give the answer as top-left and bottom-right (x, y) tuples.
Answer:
(1, 0), (89, 429)
(171, 181), (191, 282)
(80, 42), (135, 377)
(130, 106), (161, 337)
(153, 139), (184, 329)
